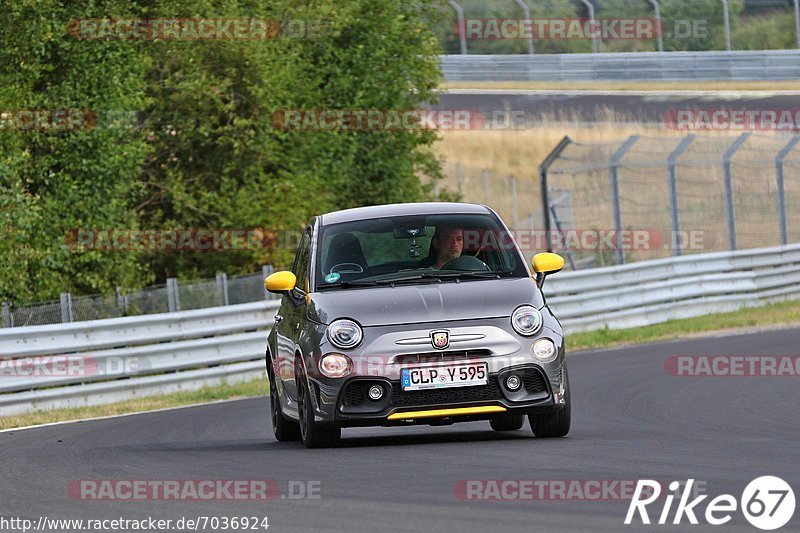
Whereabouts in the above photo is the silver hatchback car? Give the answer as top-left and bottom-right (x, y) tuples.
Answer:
(265, 202), (569, 447)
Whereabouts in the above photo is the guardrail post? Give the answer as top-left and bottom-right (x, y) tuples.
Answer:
(216, 272), (229, 306)
(667, 135), (697, 256)
(513, 0), (534, 54)
(775, 134), (800, 246)
(722, 132), (750, 251)
(262, 265), (274, 300)
(166, 278), (180, 312)
(448, 0), (468, 55)
(2, 302), (11, 328)
(609, 135), (640, 265)
(647, 0), (663, 52)
(60, 292), (73, 323)
(539, 136), (572, 252)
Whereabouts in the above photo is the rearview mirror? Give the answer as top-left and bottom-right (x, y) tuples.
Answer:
(264, 271), (297, 294)
(532, 253), (564, 288)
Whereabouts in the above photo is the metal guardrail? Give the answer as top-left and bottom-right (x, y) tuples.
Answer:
(0, 301), (279, 416)
(1, 244), (799, 416)
(549, 243), (800, 331)
(440, 50), (800, 81)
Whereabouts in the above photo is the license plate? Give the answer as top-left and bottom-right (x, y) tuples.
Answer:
(401, 362), (488, 391)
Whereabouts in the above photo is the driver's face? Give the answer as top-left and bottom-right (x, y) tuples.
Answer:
(434, 228), (464, 263)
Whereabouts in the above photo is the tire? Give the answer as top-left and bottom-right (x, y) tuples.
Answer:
(489, 413), (525, 431)
(529, 367), (571, 438)
(296, 360), (341, 449)
(268, 359), (301, 442)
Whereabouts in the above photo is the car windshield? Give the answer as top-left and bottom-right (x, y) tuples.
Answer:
(315, 213), (529, 289)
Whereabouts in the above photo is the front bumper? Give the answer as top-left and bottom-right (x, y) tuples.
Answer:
(304, 316), (566, 428)
(309, 363), (566, 428)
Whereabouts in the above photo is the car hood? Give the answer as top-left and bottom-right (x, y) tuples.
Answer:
(308, 277), (544, 327)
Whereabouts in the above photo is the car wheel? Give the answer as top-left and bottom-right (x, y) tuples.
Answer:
(529, 367), (571, 438)
(489, 413), (525, 431)
(268, 360), (301, 442)
(296, 360), (341, 449)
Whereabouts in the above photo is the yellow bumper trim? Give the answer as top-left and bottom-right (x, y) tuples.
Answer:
(387, 405), (506, 421)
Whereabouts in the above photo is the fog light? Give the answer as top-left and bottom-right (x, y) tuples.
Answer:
(506, 375), (522, 391)
(368, 385), (384, 400)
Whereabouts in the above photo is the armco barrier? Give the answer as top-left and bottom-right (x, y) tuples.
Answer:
(0, 301), (279, 416)
(440, 50), (800, 82)
(1, 244), (799, 416)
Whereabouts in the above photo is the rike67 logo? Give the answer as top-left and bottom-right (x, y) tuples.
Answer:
(626, 477), (795, 530)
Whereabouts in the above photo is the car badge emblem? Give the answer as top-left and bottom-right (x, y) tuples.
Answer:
(431, 331), (449, 350)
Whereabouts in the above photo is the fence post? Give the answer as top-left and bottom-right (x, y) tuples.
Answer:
(216, 272), (230, 306)
(667, 135), (696, 256)
(482, 169), (490, 205)
(2, 302), (11, 328)
(647, 0), (663, 52)
(609, 135), (640, 265)
(448, 0), (468, 55)
(513, 0), (534, 54)
(60, 292), (73, 323)
(722, 132), (750, 251)
(577, 0), (599, 53)
(510, 175), (519, 227)
(262, 265), (275, 300)
(539, 136), (572, 252)
(167, 278), (180, 312)
(721, 0), (732, 51)
(775, 134), (800, 245)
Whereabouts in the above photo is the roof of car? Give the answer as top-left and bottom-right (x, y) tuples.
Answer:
(319, 202), (492, 226)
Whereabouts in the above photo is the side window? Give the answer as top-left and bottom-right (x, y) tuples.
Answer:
(292, 231), (312, 293)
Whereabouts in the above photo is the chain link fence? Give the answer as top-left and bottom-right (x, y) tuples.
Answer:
(541, 133), (800, 269)
(1, 268), (276, 328)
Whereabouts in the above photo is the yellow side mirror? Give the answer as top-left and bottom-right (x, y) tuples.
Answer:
(264, 271), (297, 294)
(532, 252), (565, 274)
(532, 252), (564, 288)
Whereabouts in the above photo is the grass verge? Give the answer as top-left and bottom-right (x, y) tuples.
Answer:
(3, 299), (799, 431)
(0, 377), (268, 431)
(569, 298), (800, 351)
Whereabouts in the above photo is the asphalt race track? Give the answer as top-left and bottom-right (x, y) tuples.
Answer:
(1, 327), (798, 532)
(435, 90), (800, 125)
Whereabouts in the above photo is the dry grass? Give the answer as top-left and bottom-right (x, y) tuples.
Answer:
(441, 80), (800, 92)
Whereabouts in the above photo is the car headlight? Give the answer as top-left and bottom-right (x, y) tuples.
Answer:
(531, 338), (557, 363)
(511, 305), (543, 336)
(319, 353), (352, 378)
(326, 319), (363, 350)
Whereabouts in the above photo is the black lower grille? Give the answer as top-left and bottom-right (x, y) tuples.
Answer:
(390, 376), (501, 407)
(521, 368), (547, 394)
(343, 382), (368, 406)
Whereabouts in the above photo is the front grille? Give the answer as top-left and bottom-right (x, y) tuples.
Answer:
(392, 350), (492, 365)
(521, 368), (547, 394)
(390, 375), (501, 407)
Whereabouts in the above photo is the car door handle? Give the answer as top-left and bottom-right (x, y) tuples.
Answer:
(274, 314), (283, 323)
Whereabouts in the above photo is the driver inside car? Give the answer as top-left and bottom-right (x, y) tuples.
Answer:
(418, 226), (464, 270)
